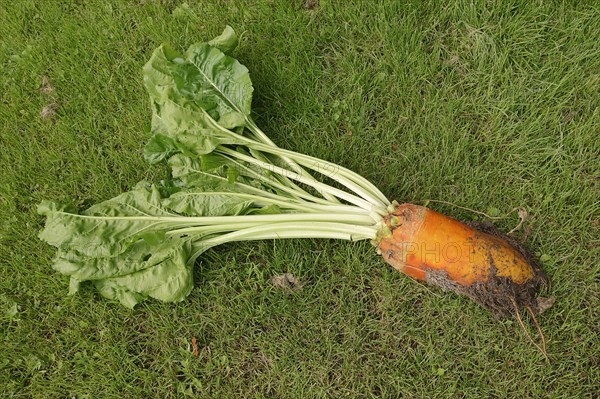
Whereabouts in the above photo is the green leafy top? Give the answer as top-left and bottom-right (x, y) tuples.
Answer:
(38, 27), (390, 308)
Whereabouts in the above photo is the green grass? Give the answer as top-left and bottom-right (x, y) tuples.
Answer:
(1, 0), (598, 397)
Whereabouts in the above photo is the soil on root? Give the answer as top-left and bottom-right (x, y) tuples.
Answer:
(427, 221), (552, 319)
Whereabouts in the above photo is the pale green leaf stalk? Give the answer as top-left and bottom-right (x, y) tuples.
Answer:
(38, 27), (391, 308)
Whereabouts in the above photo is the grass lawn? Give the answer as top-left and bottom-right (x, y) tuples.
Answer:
(1, 0), (598, 397)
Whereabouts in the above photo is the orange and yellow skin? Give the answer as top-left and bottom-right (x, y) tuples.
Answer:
(378, 204), (534, 286)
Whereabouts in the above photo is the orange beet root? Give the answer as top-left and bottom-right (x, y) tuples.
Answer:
(377, 203), (551, 318)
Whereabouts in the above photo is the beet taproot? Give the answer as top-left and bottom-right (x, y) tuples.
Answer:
(377, 203), (551, 318)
